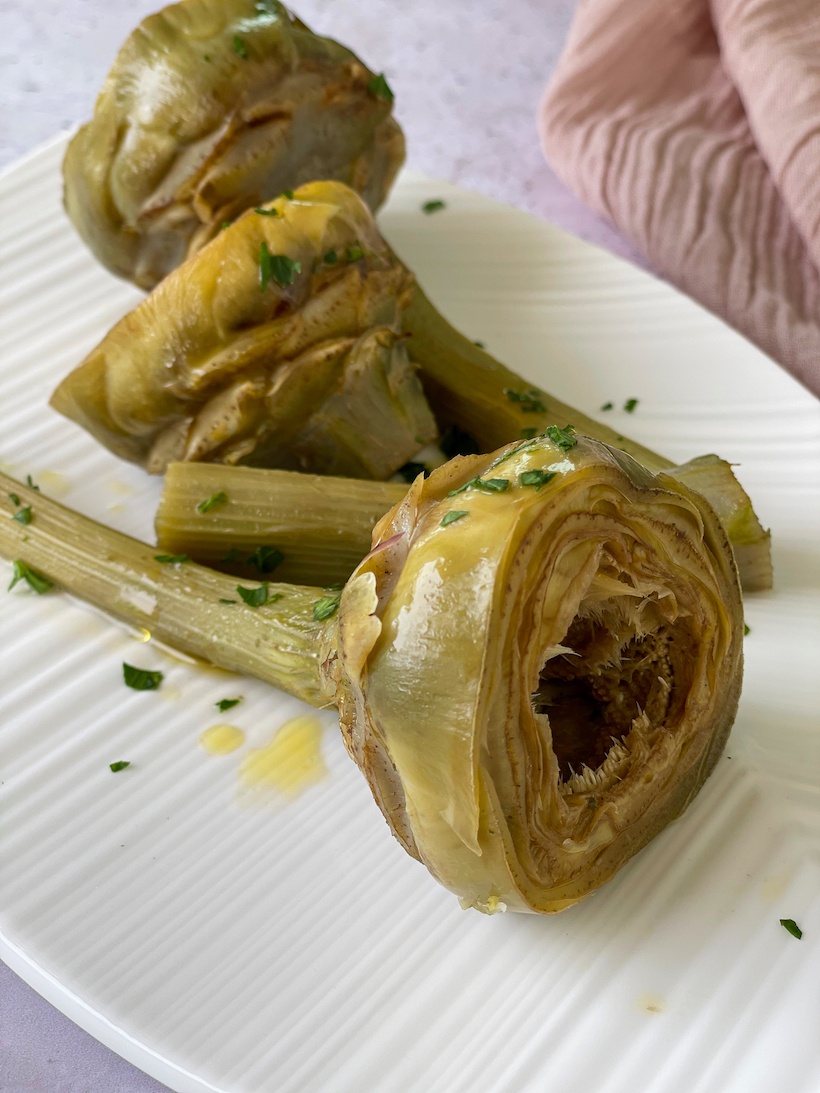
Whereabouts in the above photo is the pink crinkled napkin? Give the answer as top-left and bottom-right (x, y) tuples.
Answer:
(540, 0), (820, 397)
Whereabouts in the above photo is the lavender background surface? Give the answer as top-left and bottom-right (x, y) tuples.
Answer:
(0, 2), (637, 1089)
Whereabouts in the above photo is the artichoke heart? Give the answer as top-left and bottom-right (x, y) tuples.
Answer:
(328, 433), (743, 913)
(63, 0), (405, 288)
(51, 182), (437, 477)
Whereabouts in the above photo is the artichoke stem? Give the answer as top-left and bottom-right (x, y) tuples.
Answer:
(0, 473), (328, 707)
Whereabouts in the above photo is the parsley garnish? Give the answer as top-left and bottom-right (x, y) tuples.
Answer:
(520, 428), (537, 440)
(8, 493), (20, 506)
(448, 477), (510, 497)
(232, 34), (249, 58)
(323, 250), (338, 265)
(259, 242), (301, 290)
(254, 206), (279, 216)
(422, 199), (446, 214)
(345, 242), (364, 262)
(545, 424), (577, 451)
(26, 475), (40, 491)
(8, 560), (52, 594)
(504, 388), (547, 414)
(246, 545), (284, 574)
(623, 398), (639, 413)
(236, 583), (281, 608)
(367, 72), (394, 102)
(122, 663), (163, 691)
(220, 220), (231, 231)
(196, 491), (228, 514)
(601, 401), (613, 411)
(218, 598), (238, 604)
(216, 697), (242, 712)
(313, 592), (342, 621)
(441, 510), (468, 527)
(12, 506), (32, 525)
(203, 54), (212, 62)
(473, 340), (485, 349)
(780, 918), (803, 939)
(221, 548), (243, 564)
(744, 624), (751, 636)
(280, 189), (295, 200)
(109, 761), (131, 772)
(154, 553), (189, 565)
(396, 462), (428, 483)
(519, 469), (556, 490)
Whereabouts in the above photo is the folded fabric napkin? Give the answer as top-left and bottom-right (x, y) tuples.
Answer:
(540, 0), (820, 397)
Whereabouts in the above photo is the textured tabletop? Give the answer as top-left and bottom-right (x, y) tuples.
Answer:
(0, 2), (636, 1090)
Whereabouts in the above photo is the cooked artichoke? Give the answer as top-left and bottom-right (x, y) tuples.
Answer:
(51, 182), (437, 477)
(326, 431), (743, 912)
(1, 431), (742, 913)
(63, 0), (405, 288)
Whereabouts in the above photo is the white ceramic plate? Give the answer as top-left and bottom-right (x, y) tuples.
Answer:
(2, 135), (819, 1093)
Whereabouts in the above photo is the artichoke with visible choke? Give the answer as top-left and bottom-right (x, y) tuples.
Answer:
(1, 430), (743, 913)
(63, 0), (405, 288)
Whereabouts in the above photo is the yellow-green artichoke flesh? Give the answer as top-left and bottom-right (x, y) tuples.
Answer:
(51, 182), (437, 477)
(63, 0), (405, 288)
(328, 432), (743, 913)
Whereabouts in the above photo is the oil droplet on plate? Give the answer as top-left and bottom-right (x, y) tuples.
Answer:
(37, 470), (72, 497)
(240, 715), (327, 797)
(200, 724), (246, 755)
(636, 992), (665, 1015)
(130, 627), (152, 643)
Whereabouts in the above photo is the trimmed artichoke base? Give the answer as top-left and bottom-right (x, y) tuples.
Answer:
(331, 434), (743, 915)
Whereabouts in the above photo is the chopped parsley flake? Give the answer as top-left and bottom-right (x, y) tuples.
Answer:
(26, 475), (40, 491)
(473, 340), (485, 349)
(744, 623), (751, 636)
(545, 424), (577, 451)
(8, 493), (20, 506)
(280, 189), (295, 200)
(232, 34), (249, 58)
(203, 54), (212, 62)
(601, 401), (614, 411)
(8, 560), (52, 594)
(323, 249), (339, 265)
(504, 388), (547, 414)
(254, 206), (280, 216)
(441, 510), (468, 527)
(313, 592), (342, 621)
(12, 506), (32, 525)
(422, 199), (446, 214)
(519, 469), (557, 490)
(216, 697), (242, 712)
(780, 918), (803, 939)
(367, 72), (394, 102)
(196, 491), (228, 514)
(246, 545), (284, 574)
(218, 598), (238, 604)
(154, 553), (189, 565)
(122, 663), (163, 691)
(448, 476), (510, 497)
(520, 428), (537, 440)
(236, 583), (280, 608)
(109, 761), (131, 772)
(345, 242), (364, 262)
(220, 220), (231, 231)
(623, 398), (639, 413)
(259, 242), (301, 290)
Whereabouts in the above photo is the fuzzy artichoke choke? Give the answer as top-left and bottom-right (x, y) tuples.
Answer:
(51, 182), (437, 477)
(1, 431), (743, 913)
(63, 0), (405, 288)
